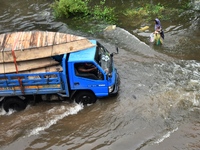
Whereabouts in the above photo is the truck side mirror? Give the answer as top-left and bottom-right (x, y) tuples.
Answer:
(110, 47), (119, 57)
(106, 73), (112, 80)
(116, 47), (119, 54)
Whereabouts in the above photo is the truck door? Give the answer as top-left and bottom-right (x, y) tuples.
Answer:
(71, 63), (108, 97)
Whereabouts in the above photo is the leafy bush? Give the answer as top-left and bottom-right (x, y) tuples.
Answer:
(123, 2), (191, 22)
(124, 3), (165, 20)
(51, 0), (116, 23)
(51, 0), (89, 18)
(92, 0), (116, 22)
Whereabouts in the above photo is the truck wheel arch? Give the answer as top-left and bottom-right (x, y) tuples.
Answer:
(2, 97), (27, 112)
(74, 90), (97, 105)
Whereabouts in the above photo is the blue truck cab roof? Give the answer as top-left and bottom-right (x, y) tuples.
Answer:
(68, 40), (97, 63)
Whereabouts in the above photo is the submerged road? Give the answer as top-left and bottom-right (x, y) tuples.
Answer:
(0, 0), (200, 149)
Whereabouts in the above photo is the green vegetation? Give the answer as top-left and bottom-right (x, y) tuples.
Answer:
(92, 0), (116, 22)
(123, 2), (192, 25)
(50, 0), (193, 33)
(51, 0), (89, 18)
(124, 3), (164, 18)
(51, 0), (116, 23)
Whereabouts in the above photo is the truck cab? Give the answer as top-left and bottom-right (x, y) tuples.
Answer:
(67, 40), (119, 104)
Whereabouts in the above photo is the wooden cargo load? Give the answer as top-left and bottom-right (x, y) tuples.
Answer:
(0, 31), (95, 74)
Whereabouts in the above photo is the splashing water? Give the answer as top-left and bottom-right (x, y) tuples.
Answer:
(27, 104), (83, 137)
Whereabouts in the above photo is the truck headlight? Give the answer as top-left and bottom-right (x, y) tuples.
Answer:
(109, 85), (114, 93)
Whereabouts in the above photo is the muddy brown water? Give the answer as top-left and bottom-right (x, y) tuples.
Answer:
(0, 0), (200, 150)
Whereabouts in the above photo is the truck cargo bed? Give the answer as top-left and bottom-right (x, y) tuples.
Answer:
(0, 72), (65, 96)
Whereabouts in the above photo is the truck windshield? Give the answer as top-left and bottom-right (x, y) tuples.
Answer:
(95, 42), (112, 74)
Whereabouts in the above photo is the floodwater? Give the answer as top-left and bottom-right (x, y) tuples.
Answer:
(0, 0), (200, 150)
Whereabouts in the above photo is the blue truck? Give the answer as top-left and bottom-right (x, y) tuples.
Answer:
(0, 40), (119, 112)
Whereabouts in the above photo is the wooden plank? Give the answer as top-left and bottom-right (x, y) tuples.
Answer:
(0, 33), (6, 49)
(0, 31), (95, 63)
(15, 32), (22, 50)
(46, 32), (54, 46)
(0, 58), (59, 74)
(19, 65), (63, 74)
(3, 33), (12, 51)
(0, 39), (95, 63)
(22, 31), (28, 49)
(0, 31), (88, 51)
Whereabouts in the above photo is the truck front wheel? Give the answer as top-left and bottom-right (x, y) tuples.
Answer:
(75, 91), (97, 105)
(3, 97), (27, 112)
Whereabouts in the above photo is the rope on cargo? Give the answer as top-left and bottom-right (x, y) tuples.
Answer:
(12, 32), (25, 94)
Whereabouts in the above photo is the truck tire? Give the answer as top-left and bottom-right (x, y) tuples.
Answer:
(75, 91), (97, 105)
(3, 97), (27, 112)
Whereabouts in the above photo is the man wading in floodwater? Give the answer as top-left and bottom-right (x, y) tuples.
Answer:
(150, 18), (165, 45)
(154, 18), (164, 40)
